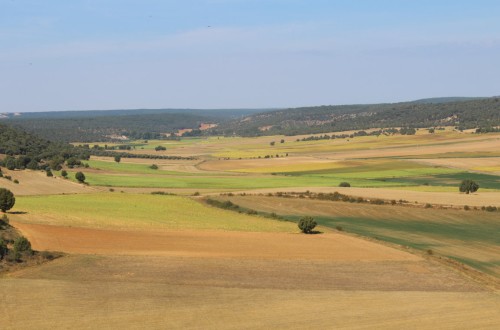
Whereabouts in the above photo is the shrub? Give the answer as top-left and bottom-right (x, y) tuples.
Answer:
(155, 145), (166, 151)
(13, 179), (19, 184)
(0, 239), (7, 260)
(75, 171), (86, 183)
(46, 169), (53, 177)
(61, 170), (68, 178)
(193, 191), (200, 196)
(1, 214), (9, 225)
(114, 155), (121, 163)
(339, 182), (351, 187)
(424, 203), (432, 208)
(335, 225), (343, 231)
(298, 216), (317, 234)
(0, 188), (15, 212)
(463, 205), (470, 211)
(13, 236), (32, 255)
(485, 206), (498, 212)
(150, 164), (158, 170)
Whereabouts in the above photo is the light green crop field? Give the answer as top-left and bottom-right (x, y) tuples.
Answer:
(13, 193), (296, 232)
(76, 171), (409, 189)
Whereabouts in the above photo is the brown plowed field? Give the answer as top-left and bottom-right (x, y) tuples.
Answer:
(11, 221), (419, 261)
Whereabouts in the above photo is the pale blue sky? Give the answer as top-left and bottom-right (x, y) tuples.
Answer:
(1, 0), (499, 112)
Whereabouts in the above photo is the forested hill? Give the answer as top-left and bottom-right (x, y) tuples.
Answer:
(0, 123), (90, 170)
(213, 97), (500, 136)
(1, 108), (266, 142)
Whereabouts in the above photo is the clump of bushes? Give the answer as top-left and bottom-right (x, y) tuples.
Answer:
(339, 182), (351, 187)
(206, 198), (240, 211)
(484, 206), (498, 212)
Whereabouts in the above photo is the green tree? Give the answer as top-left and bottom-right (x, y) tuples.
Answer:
(298, 216), (317, 234)
(0, 188), (15, 212)
(61, 170), (68, 178)
(75, 171), (86, 183)
(114, 155), (121, 163)
(459, 180), (479, 194)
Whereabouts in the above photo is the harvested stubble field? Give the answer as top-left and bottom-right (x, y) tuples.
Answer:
(3, 217), (500, 329)
(0, 169), (99, 196)
(216, 195), (500, 278)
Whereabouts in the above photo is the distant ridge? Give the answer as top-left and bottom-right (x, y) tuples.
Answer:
(410, 97), (488, 104)
(214, 97), (500, 137)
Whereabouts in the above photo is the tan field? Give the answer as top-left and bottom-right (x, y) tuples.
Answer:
(232, 186), (500, 207)
(0, 169), (99, 195)
(3, 219), (499, 329)
(410, 157), (500, 175)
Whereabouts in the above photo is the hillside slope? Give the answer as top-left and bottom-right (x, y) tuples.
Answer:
(214, 97), (500, 136)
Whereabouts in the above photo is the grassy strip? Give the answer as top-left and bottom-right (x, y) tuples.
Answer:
(14, 194), (295, 232)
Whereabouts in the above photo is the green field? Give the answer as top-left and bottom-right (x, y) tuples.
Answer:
(76, 172), (409, 189)
(13, 194), (296, 232)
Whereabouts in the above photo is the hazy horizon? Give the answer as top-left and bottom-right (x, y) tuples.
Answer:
(1, 1), (499, 112)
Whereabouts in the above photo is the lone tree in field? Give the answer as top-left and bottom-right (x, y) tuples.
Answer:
(459, 179), (479, 194)
(298, 216), (317, 234)
(0, 188), (15, 212)
(114, 155), (121, 163)
(75, 171), (86, 183)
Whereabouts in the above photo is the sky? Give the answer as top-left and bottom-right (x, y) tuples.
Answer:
(1, 0), (499, 112)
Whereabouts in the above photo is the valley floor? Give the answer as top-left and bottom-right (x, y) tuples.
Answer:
(2, 221), (499, 329)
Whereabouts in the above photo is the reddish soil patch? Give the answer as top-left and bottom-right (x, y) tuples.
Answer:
(12, 221), (420, 261)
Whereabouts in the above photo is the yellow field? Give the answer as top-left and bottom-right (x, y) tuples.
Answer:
(11, 193), (295, 232)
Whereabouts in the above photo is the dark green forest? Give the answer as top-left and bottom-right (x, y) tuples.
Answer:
(1, 98), (499, 141)
(0, 123), (90, 170)
(213, 97), (500, 136)
(2, 109), (265, 142)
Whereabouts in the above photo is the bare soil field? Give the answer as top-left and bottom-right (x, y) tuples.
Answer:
(0, 169), (99, 195)
(10, 221), (419, 261)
